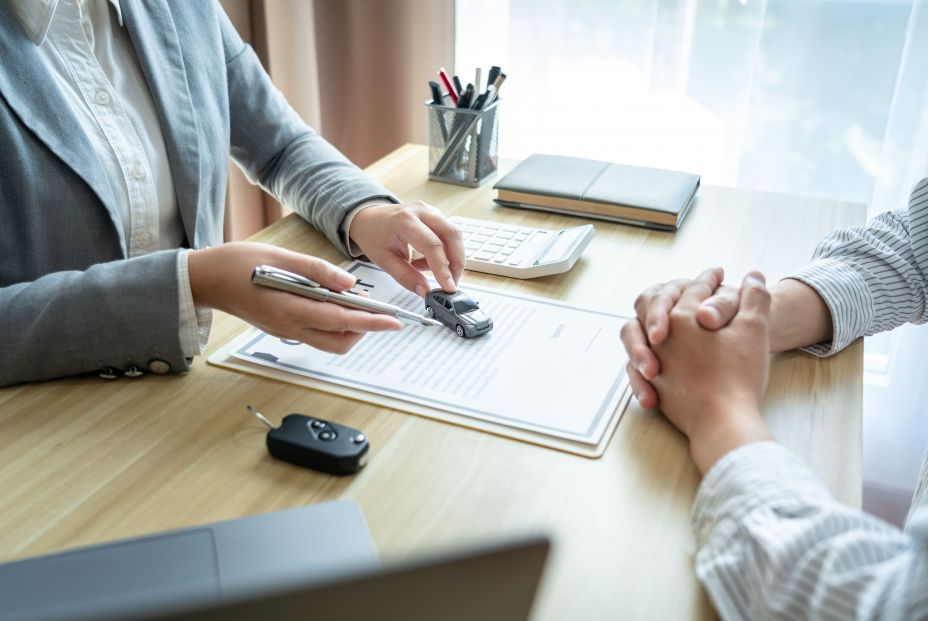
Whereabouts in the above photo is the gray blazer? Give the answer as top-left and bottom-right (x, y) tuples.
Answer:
(0, 0), (397, 386)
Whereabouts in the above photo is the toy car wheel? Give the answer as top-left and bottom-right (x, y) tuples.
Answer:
(426, 306), (435, 318)
(455, 324), (465, 338)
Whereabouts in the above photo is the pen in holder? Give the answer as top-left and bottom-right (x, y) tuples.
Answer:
(426, 98), (499, 187)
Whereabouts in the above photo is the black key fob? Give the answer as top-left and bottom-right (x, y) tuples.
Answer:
(266, 414), (370, 475)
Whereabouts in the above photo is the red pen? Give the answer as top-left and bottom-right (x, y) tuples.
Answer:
(438, 67), (458, 105)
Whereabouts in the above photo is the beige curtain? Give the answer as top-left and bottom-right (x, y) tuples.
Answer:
(219, 0), (455, 241)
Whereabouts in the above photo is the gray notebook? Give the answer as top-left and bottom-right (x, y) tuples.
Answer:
(493, 154), (700, 230)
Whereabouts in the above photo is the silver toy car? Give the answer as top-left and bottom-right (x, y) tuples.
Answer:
(424, 289), (493, 338)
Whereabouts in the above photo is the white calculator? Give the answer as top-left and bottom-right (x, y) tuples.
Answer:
(450, 216), (595, 279)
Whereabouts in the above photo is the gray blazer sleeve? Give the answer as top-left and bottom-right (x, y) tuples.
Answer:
(0, 251), (187, 386)
(0, 2), (395, 388)
(220, 15), (398, 255)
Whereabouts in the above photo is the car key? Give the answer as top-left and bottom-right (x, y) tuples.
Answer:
(246, 406), (370, 475)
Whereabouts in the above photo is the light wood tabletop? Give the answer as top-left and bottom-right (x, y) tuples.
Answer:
(0, 144), (864, 620)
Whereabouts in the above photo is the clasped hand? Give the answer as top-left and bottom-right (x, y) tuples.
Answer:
(620, 268), (774, 473)
(188, 201), (464, 355)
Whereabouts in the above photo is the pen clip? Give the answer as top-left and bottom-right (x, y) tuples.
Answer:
(254, 265), (323, 289)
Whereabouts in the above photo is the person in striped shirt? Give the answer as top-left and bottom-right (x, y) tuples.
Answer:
(620, 177), (928, 619)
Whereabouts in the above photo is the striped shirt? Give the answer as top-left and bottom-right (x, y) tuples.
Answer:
(693, 177), (928, 620)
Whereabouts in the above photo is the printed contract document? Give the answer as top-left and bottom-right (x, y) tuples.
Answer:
(210, 262), (630, 455)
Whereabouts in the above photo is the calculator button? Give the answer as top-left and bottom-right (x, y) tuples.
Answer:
(508, 258), (522, 266)
(484, 243), (502, 252)
(464, 241), (482, 250)
(499, 248), (513, 256)
(474, 251), (494, 261)
(472, 234), (489, 243)
(494, 231), (514, 239)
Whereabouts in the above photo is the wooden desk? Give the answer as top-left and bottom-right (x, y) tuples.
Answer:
(0, 144), (864, 619)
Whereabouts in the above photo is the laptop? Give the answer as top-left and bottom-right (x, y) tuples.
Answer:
(148, 534), (549, 621)
(0, 500), (549, 621)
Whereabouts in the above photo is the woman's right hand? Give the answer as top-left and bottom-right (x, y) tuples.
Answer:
(188, 241), (401, 354)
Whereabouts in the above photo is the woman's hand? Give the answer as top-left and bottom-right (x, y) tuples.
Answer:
(348, 201), (465, 297)
(188, 242), (401, 354)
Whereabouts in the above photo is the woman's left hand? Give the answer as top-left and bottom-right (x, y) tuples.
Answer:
(348, 201), (465, 297)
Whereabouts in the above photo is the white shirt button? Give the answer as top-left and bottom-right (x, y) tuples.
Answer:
(131, 165), (146, 180)
(94, 89), (111, 105)
(140, 232), (153, 244)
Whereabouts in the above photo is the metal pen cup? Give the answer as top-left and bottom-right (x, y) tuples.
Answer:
(426, 98), (499, 187)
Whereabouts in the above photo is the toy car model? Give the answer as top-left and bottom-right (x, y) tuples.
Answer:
(424, 289), (493, 338)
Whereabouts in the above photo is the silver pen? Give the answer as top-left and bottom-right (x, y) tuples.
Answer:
(251, 265), (442, 327)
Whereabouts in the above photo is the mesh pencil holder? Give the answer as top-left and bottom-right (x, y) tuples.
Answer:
(426, 98), (499, 187)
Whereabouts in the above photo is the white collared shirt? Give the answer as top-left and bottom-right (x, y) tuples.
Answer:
(12, 0), (204, 358)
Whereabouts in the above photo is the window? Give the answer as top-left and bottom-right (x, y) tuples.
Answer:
(456, 0), (928, 212)
(454, 299), (480, 314)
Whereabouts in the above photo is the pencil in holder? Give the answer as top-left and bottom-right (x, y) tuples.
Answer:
(426, 99), (499, 187)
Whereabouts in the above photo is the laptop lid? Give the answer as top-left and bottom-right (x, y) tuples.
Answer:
(0, 500), (378, 621)
(146, 535), (551, 621)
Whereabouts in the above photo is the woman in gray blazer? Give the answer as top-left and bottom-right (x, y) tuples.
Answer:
(0, 0), (464, 386)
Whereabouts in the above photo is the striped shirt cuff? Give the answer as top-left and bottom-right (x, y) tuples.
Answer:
(692, 442), (832, 548)
(789, 257), (875, 357)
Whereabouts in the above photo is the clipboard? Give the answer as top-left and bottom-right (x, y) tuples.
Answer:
(208, 263), (632, 458)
